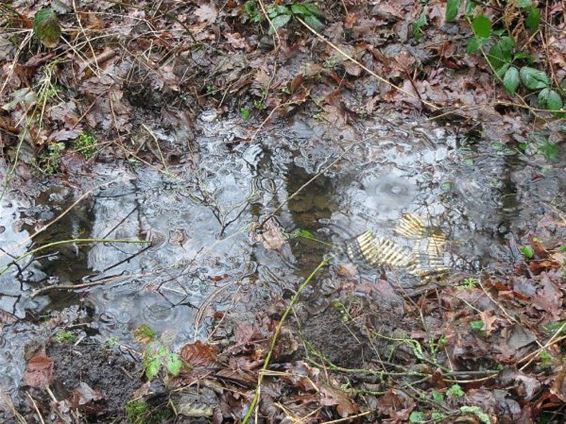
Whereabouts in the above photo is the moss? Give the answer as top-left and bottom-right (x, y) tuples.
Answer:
(73, 131), (98, 159)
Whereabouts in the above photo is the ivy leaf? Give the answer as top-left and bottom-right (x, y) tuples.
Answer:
(33, 8), (61, 48)
(525, 6), (540, 32)
(503, 67), (520, 94)
(519, 67), (549, 90)
(445, 0), (460, 22)
(538, 88), (563, 111)
(269, 13), (291, 33)
(472, 15), (492, 39)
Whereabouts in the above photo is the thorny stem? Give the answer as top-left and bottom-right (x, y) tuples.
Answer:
(242, 258), (330, 424)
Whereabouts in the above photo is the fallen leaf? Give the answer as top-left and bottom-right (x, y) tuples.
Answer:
(320, 385), (359, 417)
(195, 4), (218, 25)
(69, 382), (105, 407)
(23, 355), (54, 388)
(180, 341), (218, 367)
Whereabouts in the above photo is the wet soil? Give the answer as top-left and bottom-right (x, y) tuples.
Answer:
(1, 110), (564, 421)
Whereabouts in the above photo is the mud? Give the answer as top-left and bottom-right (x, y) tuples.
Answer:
(1, 110), (564, 420)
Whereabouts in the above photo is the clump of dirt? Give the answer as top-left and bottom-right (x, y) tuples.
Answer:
(47, 340), (143, 419)
(299, 303), (371, 368)
(9, 338), (143, 423)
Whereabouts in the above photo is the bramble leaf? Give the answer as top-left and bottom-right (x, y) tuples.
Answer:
(445, 0), (460, 22)
(472, 15), (491, 39)
(33, 8), (61, 48)
(519, 67), (549, 90)
(503, 67), (520, 94)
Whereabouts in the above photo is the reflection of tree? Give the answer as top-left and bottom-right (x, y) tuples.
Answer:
(285, 162), (334, 275)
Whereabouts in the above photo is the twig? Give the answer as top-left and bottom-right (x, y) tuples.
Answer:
(0, 238), (149, 276)
(26, 393), (45, 424)
(242, 258), (329, 424)
(257, 0), (281, 50)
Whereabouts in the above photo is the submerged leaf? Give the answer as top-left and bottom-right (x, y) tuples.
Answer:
(33, 8), (61, 48)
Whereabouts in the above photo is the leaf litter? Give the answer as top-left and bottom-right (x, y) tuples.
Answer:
(0, 0), (565, 422)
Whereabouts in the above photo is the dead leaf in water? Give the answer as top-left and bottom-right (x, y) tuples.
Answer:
(257, 220), (287, 251)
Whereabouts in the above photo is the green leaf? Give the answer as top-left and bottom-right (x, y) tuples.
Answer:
(143, 343), (165, 381)
(291, 4), (307, 15)
(445, 0), (460, 22)
(33, 8), (61, 48)
(447, 384), (465, 398)
(240, 107), (251, 120)
(517, 0), (532, 8)
(166, 353), (183, 376)
(503, 67), (520, 94)
(519, 66), (549, 90)
(267, 5), (290, 18)
(432, 412), (446, 422)
(525, 6), (540, 32)
(465, 1), (477, 16)
(294, 228), (315, 239)
(495, 63), (510, 79)
(460, 406), (491, 424)
(134, 324), (157, 343)
(543, 321), (566, 335)
(472, 15), (492, 39)
(538, 88), (563, 111)
(413, 12), (428, 40)
(269, 13), (291, 33)
(470, 320), (484, 331)
(303, 14), (325, 31)
(467, 37), (480, 54)
(409, 411), (426, 423)
(537, 140), (560, 162)
(302, 3), (324, 17)
(431, 390), (444, 402)
(519, 245), (534, 259)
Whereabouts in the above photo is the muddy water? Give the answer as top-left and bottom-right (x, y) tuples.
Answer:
(0, 112), (563, 396)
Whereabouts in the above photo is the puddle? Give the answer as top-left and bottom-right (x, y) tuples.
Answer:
(1, 111), (564, 398)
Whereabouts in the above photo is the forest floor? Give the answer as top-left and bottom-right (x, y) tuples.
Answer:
(0, 1), (565, 423)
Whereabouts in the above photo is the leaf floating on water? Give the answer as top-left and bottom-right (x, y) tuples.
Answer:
(33, 8), (61, 48)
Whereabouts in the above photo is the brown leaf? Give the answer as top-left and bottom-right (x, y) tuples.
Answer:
(529, 259), (560, 274)
(479, 310), (498, 335)
(225, 32), (247, 50)
(23, 355), (54, 388)
(530, 237), (549, 258)
(257, 220), (287, 251)
(69, 382), (104, 408)
(180, 341), (218, 367)
(532, 272), (563, 320)
(195, 4), (218, 25)
(320, 385), (358, 418)
(377, 389), (415, 421)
